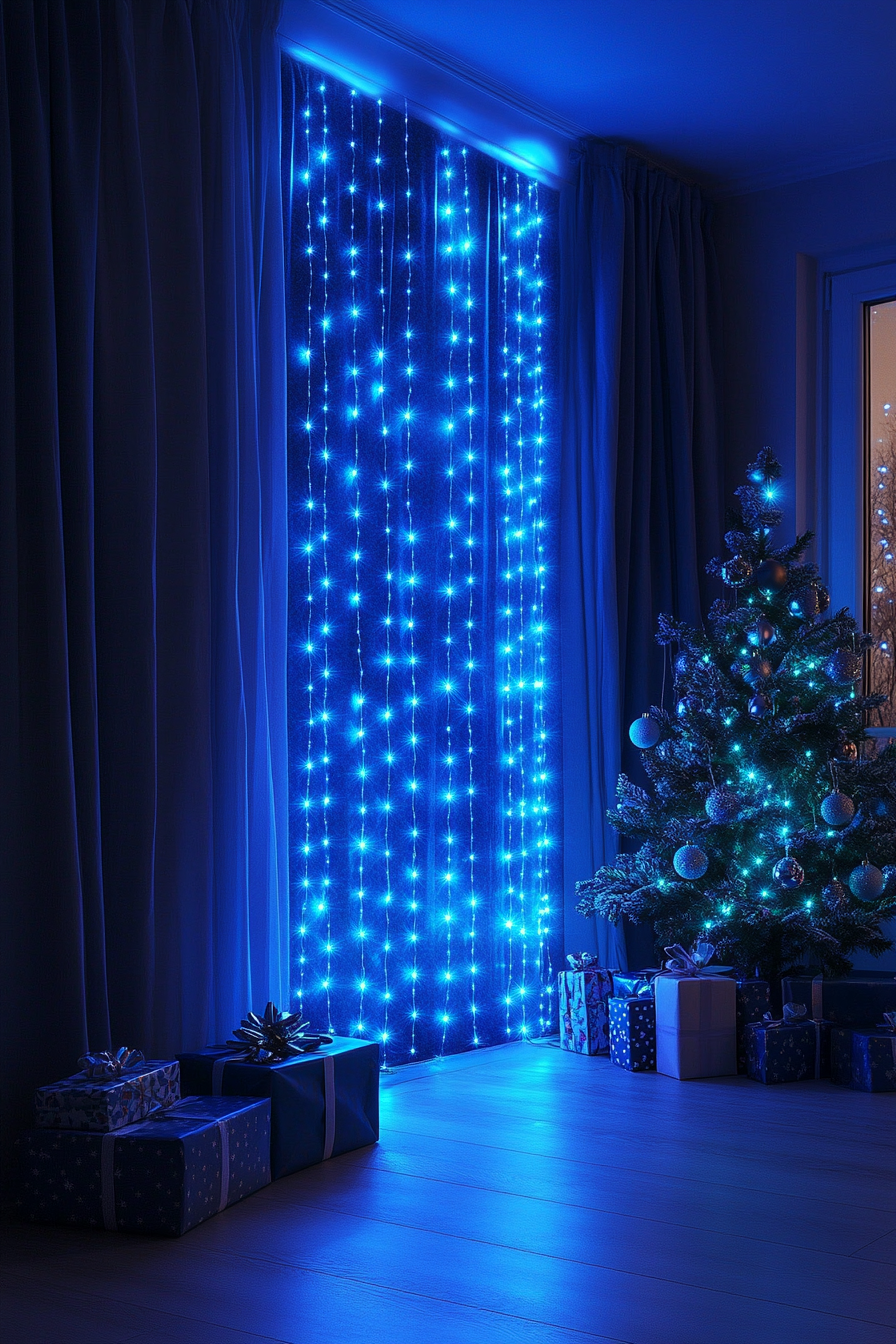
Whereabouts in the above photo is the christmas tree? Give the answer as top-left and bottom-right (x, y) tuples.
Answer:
(576, 448), (896, 984)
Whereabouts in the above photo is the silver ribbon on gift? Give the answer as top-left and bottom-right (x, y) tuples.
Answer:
(566, 952), (599, 972)
(100, 1101), (233, 1231)
(78, 1047), (145, 1081)
(878, 1012), (896, 1033)
(661, 942), (733, 977)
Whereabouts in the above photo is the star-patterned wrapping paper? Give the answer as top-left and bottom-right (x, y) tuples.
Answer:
(16, 1095), (270, 1236)
(829, 1026), (896, 1092)
(745, 1020), (832, 1085)
(177, 1036), (380, 1178)
(34, 1060), (181, 1132)
(735, 980), (771, 1074)
(609, 996), (656, 1072)
(558, 969), (615, 1054)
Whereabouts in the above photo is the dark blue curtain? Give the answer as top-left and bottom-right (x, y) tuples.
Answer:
(559, 141), (723, 966)
(0, 0), (287, 1164)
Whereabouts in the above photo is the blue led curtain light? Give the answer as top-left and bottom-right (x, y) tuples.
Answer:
(283, 61), (559, 1064)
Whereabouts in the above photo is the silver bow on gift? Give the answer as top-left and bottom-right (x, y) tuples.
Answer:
(566, 952), (599, 972)
(227, 1001), (333, 1062)
(613, 973), (655, 999)
(78, 1047), (145, 1080)
(878, 1012), (896, 1033)
(760, 1003), (808, 1028)
(662, 942), (732, 976)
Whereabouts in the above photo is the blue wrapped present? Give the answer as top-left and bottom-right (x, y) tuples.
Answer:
(735, 980), (771, 1074)
(829, 1021), (896, 1092)
(34, 1058), (180, 1132)
(17, 1095), (270, 1235)
(746, 1007), (831, 1084)
(558, 962), (615, 1054)
(177, 1035), (379, 1178)
(782, 972), (896, 1026)
(609, 996), (656, 1071)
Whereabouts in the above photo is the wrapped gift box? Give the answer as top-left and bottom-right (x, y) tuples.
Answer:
(177, 1036), (379, 1179)
(609, 996), (656, 1071)
(17, 1095), (270, 1235)
(655, 975), (736, 1080)
(34, 1060), (180, 1132)
(782, 973), (896, 1026)
(558, 967), (614, 1054)
(830, 1027), (896, 1092)
(745, 1019), (831, 1084)
(735, 980), (771, 1074)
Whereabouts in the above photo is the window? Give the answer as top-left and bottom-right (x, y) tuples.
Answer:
(866, 298), (896, 725)
(282, 60), (560, 1064)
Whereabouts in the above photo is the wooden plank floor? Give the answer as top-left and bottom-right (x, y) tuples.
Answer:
(3, 1041), (895, 1344)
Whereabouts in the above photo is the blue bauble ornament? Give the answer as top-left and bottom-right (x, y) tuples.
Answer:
(773, 856), (804, 889)
(748, 692), (770, 719)
(820, 790), (855, 828)
(705, 786), (741, 825)
(789, 586), (820, 620)
(721, 555), (752, 588)
(747, 616), (777, 648)
(629, 714), (662, 749)
(826, 649), (862, 684)
(754, 559), (788, 593)
(673, 844), (709, 880)
(822, 879), (849, 913)
(849, 861), (885, 901)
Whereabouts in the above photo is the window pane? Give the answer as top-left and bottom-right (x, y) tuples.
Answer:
(867, 297), (896, 724)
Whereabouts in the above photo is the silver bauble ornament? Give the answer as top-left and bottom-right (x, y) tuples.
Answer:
(629, 713), (662, 749)
(773, 856), (805, 889)
(722, 555), (753, 588)
(821, 879), (849, 914)
(705, 786), (741, 824)
(673, 844), (709, 880)
(819, 790), (855, 828)
(849, 861), (885, 901)
(754, 559), (788, 593)
(747, 616), (777, 648)
(748, 692), (771, 719)
(826, 649), (863, 684)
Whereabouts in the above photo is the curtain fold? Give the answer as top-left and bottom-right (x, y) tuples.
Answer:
(559, 141), (722, 968)
(0, 0), (286, 1165)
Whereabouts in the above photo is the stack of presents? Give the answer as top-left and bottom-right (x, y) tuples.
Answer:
(17, 1005), (379, 1236)
(559, 947), (896, 1090)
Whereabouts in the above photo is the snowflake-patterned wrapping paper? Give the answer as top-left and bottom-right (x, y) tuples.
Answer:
(33, 1060), (180, 1132)
(558, 969), (614, 1054)
(735, 980), (771, 1074)
(609, 996), (656, 1071)
(17, 1095), (271, 1236)
(745, 1020), (832, 1084)
(177, 1036), (379, 1177)
(829, 1026), (896, 1092)
(781, 974), (896, 1026)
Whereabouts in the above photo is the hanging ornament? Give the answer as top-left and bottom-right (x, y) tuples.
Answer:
(629, 713), (662, 749)
(722, 555), (753, 588)
(821, 879), (849, 914)
(676, 695), (700, 718)
(826, 648), (863, 684)
(849, 861), (885, 901)
(744, 653), (773, 685)
(705, 786), (741, 824)
(773, 855), (805, 889)
(747, 616), (777, 648)
(748, 692), (771, 719)
(754, 558), (788, 593)
(673, 844), (709, 880)
(819, 790), (855, 828)
(835, 739), (858, 762)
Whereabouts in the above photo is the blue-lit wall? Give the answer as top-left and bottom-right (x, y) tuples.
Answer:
(282, 60), (560, 1063)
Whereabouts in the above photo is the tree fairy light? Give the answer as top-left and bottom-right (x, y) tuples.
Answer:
(283, 61), (559, 1064)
